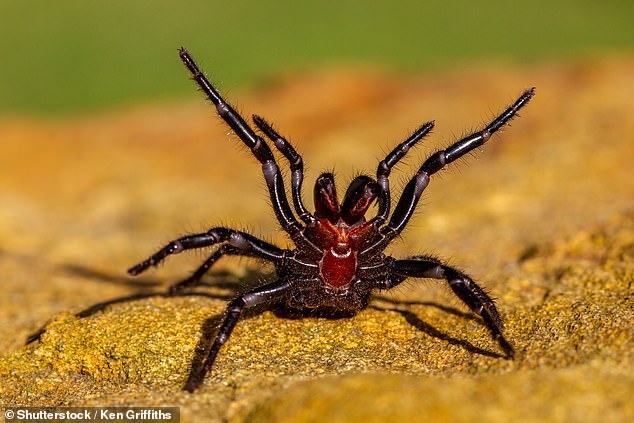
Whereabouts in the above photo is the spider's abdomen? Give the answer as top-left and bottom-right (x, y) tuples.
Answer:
(319, 243), (357, 291)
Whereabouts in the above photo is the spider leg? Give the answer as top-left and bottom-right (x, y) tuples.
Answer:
(127, 227), (284, 276)
(364, 88), (535, 254)
(370, 121), (434, 227)
(168, 244), (245, 294)
(178, 48), (303, 240)
(252, 114), (316, 225)
(184, 278), (291, 392)
(389, 256), (514, 358)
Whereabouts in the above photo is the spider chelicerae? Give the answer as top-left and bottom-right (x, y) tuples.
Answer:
(128, 48), (535, 392)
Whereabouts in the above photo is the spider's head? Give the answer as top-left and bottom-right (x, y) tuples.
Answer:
(314, 173), (379, 226)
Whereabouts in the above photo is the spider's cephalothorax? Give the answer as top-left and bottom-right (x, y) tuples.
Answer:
(129, 48), (535, 392)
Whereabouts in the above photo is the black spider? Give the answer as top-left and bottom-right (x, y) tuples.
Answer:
(128, 48), (535, 392)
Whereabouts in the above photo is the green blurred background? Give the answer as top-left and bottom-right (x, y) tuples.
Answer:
(2, 0), (633, 115)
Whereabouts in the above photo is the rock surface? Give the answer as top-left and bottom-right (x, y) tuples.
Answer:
(1, 56), (633, 422)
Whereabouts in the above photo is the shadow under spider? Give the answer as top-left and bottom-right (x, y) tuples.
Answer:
(25, 260), (503, 384)
(23, 262), (257, 345)
(371, 296), (505, 359)
(373, 294), (482, 323)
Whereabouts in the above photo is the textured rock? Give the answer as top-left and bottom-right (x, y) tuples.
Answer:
(1, 56), (633, 422)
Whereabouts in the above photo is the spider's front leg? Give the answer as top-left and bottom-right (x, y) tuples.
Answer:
(371, 121), (434, 227)
(252, 114), (315, 225)
(127, 227), (285, 291)
(365, 88), (535, 254)
(184, 279), (291, 392)
(389, 256), (514, 358)
(178, 49), (309, 241)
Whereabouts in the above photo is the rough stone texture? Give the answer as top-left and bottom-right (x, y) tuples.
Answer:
(1, 56), (633, 422)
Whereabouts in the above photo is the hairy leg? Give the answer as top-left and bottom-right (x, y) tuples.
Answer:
(184, 279), (291, 392)
(178, 48), (303, 238)
(252, 114), (315, 225)
(168, 244), (245, 294)
(389, 255), (514, 358)
(128, 227), (284, 276)
(372, 121), (434, 227)
(363, 88), (535, 255)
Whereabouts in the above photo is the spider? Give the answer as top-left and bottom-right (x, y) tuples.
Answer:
(128, 48), (535, 392)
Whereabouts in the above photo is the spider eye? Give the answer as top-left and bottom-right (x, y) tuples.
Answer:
(314, 173), (340, 222)
(341, 175), (379, 225)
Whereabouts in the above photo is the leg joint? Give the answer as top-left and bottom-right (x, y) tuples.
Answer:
(227, 297), (246, 313)
(422, 151), (446, 174)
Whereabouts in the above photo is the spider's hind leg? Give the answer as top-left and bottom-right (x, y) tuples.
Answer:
(185, 278), (292, 392)
(128, 227), (285, 290)
(168, 244), (244, 294)
(389, 256), (514, 358)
